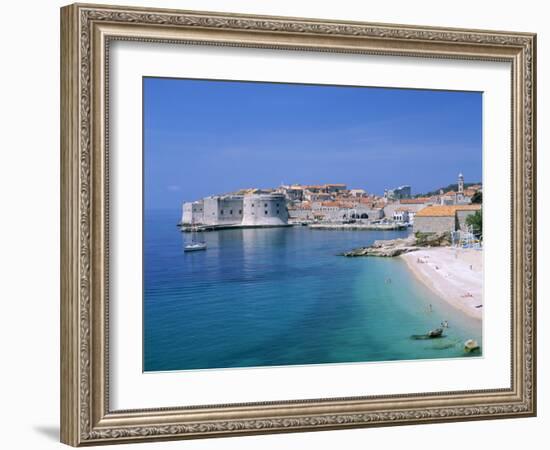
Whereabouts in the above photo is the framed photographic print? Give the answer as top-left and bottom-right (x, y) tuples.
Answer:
(60, 3), (537, 446)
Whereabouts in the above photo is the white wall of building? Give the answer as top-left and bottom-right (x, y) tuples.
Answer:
(202, 196), (244, 225)
(242, 194), (288, 226)
(181, 201), (204, 224)
(393, 210), (410, 222)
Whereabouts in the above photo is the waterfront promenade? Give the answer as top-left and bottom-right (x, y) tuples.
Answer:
(308, 223), (407, 231)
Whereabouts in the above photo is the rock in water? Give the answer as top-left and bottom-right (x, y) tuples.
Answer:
(342, 232), (451, 258)
(464, 339), (480, 353)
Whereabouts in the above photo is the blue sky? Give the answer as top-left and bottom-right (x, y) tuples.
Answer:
(144, 77), (482, 210)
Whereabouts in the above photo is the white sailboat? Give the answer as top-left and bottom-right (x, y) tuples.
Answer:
(184, 230), (207, 252)
(184, 242), (207, 252)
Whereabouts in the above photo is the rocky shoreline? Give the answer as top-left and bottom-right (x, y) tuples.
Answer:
(341, 232), (452, 257)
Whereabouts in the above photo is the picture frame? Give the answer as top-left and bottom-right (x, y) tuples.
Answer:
(60, 2), (536, 446)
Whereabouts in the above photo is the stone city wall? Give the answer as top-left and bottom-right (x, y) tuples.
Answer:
(413, 216), (457, 234)
(242, 193), (288, 226)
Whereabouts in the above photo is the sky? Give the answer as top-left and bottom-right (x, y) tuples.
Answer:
(143, 77), (482, 210)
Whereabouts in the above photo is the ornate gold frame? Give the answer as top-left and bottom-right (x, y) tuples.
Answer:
(60, 3), (536, 446)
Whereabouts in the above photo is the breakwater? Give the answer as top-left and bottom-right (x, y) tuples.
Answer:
(308, 223), (408, 231)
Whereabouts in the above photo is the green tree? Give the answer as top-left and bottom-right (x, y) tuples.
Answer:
(471, 191), (482, 204)
(466, 210), (482, 238)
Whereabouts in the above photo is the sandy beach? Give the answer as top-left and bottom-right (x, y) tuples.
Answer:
(401, 247), (483, 320)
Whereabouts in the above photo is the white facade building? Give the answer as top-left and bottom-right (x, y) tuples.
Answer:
(439, 173), (472, 206)
(458, 172), (464, 194)
(242, 193), (288, 226)
(181, 200), (204, 225)
(203, 196), (244, 225)
(307, 204), (384, 222)
(182, 193), (288, 227)
(393, 209), (410, 223)
(279, 185), (304, 202)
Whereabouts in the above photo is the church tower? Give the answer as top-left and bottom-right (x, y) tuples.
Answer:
(458, 172), (464, 194)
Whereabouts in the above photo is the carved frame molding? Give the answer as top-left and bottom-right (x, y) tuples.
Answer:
(61, 3), (536, 446)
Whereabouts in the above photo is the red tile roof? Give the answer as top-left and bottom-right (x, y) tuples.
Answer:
(399, 197), (430, 204)
(416, 204), (481, 217)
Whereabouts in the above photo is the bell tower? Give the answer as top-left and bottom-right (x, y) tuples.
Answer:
(458, 172), (464, 194)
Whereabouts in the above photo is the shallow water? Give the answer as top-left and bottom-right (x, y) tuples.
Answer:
(144, 209), (482, 371)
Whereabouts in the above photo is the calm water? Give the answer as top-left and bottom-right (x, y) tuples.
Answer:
(144, 209), (482, 372)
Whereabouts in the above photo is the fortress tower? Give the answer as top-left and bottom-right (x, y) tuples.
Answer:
(182, 193), (289, 227)
(242, 193), (288, 226)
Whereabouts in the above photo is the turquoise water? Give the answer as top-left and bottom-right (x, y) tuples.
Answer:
(144, 209), (482, 372)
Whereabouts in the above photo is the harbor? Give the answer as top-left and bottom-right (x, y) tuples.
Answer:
(145, 210), (482, 371)
(179, 174), (481, 237)
(156, 172), (483, 371)
(180, 221), (405, 232)
(307, 222), (408, 231)
(180, 223), (292, 233)
(142, 77), (484, 372)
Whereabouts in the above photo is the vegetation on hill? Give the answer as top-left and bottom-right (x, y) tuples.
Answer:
(414, 182), (481, 198)
(466, 210), (483, 238)
(470, 191), (482, 204)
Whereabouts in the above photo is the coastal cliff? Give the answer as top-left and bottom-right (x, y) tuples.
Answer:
(342, 231), (451, 257)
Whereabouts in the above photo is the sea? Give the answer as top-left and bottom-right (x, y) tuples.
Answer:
(144, 209), (482, 372)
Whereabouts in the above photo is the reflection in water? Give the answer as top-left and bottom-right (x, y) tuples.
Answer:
(145, 209), (482, 371)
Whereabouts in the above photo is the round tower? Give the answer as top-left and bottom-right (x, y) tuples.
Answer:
(242, 193), (288, 226)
